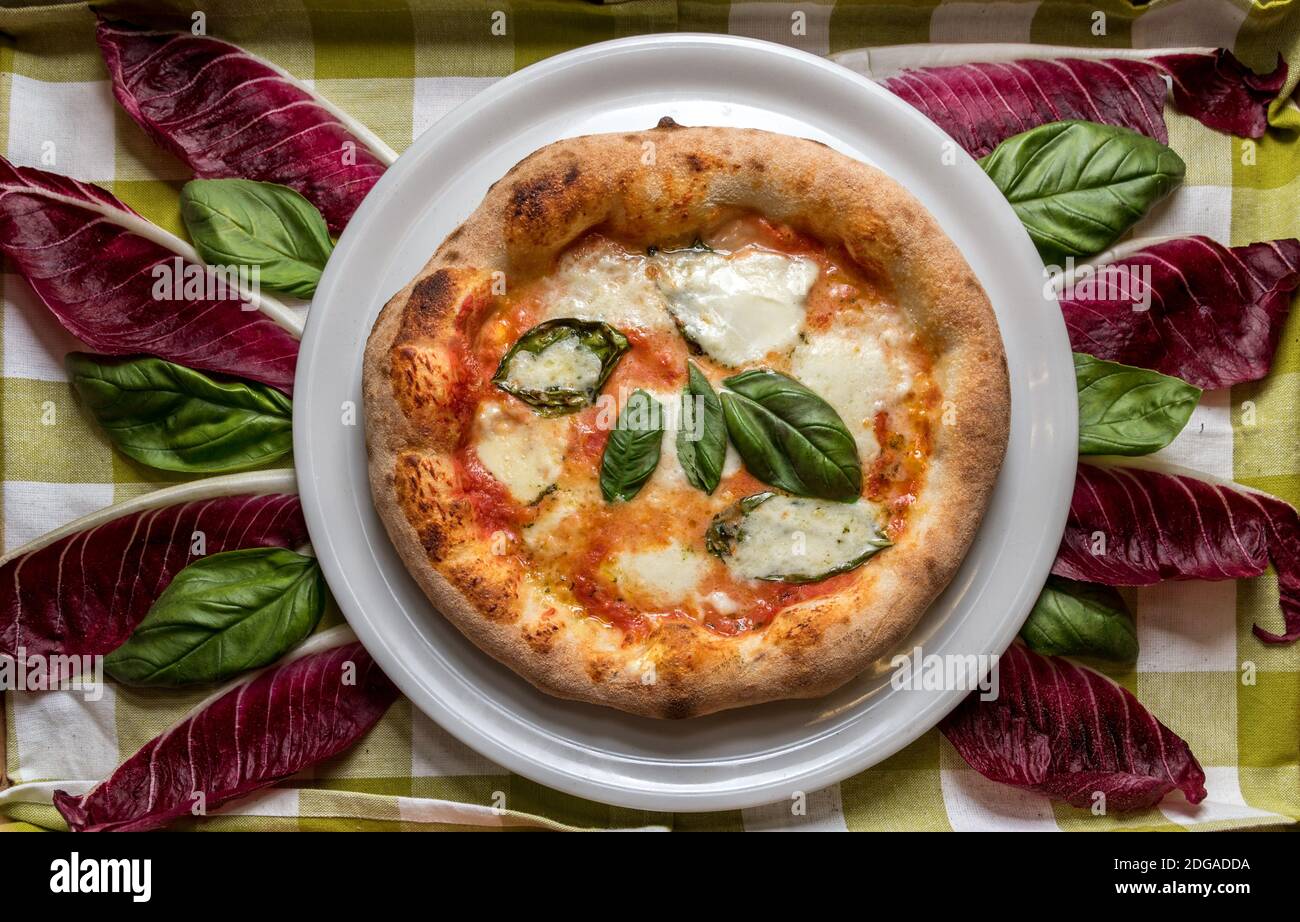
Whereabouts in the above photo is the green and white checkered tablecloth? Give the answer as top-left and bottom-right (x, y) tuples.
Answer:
(0, 0), (1297, 832)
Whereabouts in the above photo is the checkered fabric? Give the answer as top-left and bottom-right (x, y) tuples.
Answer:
(0, 0), (1297, 832)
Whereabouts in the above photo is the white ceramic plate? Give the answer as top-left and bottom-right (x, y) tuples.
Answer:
(295, 34), (1076, 812)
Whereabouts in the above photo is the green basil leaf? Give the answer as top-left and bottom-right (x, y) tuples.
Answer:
(181, 178), (333, 297)
(1019, 576), (1138, 662)
(66, 353), (293, 473)
(1075, 352), (1201, 456)
(650, 237), (714, 255)
(979, 121), (1185, 263)
(600, 389), (664, 502)
(721, 368), (861, 502)
(705, 492), (776, 557)
(105, 548), (326, 686)
(494, 318), (630, 416)
(676, 362), (727, 494)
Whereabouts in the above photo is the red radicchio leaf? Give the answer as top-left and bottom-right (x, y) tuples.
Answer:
(0, 156), (299, 394)
(95, 17), (390, 234)
(1154, 50), (1288, 140)
(885, 57), (1166, 158)
(54, 642), (398, 832)
(0, 494), (307, 662)
(940, 643), (1207, 812)
(1062, 236), (1300, 390)
(882, 49), (1285, 158)
(1053, 464), (1300, 644)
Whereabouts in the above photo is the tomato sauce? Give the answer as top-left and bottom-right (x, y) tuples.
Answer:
(440, 214), (938, 636)
(566, 522), (851, 637)
(453, 448), (523, 537)
(568, 409), (610, 468)
(864, 376), (936, 541)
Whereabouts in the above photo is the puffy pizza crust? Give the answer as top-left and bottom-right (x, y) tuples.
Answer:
(363, 121), (1010, 718)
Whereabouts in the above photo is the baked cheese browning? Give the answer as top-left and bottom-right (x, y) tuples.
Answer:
(434, 213), (940, 637)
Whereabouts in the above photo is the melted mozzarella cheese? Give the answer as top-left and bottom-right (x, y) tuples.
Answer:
(499, 335), (603, 395)
(521, 488), (579, 554)
(544, 248), (674, 332)
(727, 496), (886, 582)
(700, 591), (740, 615)
(654, 249), (819, 365)
(472, 400), (568, 503)
(611, 542), (708, 605)
(790, 323), (912, 461)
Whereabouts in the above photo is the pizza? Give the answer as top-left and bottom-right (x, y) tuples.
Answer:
(363, 120), (1009, 718)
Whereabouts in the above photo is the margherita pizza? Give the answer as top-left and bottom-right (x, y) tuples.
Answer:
(363, 121), (1009, 718)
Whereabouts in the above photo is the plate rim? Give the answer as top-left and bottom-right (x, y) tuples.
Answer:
(295, 32), (1077, 812)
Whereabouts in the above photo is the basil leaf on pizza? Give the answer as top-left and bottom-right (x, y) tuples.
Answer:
(650, 237), (714, 255)
(705, 492), (774, 557)
(979, 121), (1185, 263)
(721, 368), (862, 502)
(600, 389), (665, 502)
(706, 493), (891, 582)
(677, 362), (727, 494)
(494, 318), (630, 416)
(1075, 353), (1200, 456)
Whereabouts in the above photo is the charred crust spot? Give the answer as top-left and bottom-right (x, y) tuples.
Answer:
(447, 225), (464, 241)
(747, 158), (767, 172)
(391, 343), (454, 422)
(418, 524), (448, 562)
(509, 162), (581, 222)
(396, 456), (438, 515)
(586, 656), (614, 684)
(648, 624), (701, 687)
(522, 619), (563, 654)
(661, 696), (696, 720)
(510, 177), (550, 221)
(410, 270), (457, 317)
(395, 452), (470, 562)
(444, 249), (460, 262)
(656, 116), (682, 130)
(683, 153), (705, 173)
(774, 614), (823, 651)
(447, 563), (519, 624)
